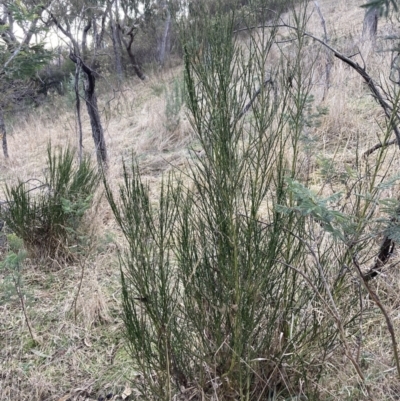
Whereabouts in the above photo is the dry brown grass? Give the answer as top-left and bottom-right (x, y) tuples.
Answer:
(0, 66), (192, 400)
(2, 0), (400, 399)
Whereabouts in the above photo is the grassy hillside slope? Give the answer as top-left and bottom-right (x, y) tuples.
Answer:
(2, 0), (400, 400)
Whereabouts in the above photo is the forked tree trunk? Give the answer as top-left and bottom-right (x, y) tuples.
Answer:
(51, 13), (109, 167)
(0, 109), (9, 158)
(81, 63), (108, 166)
(70, 53), (107, 167)
(120, 25), (147, 80)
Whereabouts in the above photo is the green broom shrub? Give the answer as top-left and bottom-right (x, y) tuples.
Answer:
(3, 145), (99, 262)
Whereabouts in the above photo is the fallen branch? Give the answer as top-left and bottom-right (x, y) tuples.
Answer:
(363, 138), (397, 157)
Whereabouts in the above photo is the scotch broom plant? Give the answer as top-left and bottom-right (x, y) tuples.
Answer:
(106, 1), (400, 399)
(3, 145), (99, 262)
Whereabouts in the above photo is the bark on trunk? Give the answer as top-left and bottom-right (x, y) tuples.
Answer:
(51, 10), (110, 167)
(82, 65), (107, 166)
(0, 109), (9, 158)
(158, 3), (171, 66)
(111, 17), (124, 81)
(314, 1), (332, 100)
(70, 53), (107, 167)
(74, 64), (83, 164)
(92, 17), (100, 49)
(120, 25), (147, 80)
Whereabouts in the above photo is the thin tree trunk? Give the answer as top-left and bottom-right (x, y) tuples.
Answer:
(110, 13), (124, 82)
(50, 11), (111, 167)
(82, 65), (107, 167)
(70, 53), (107, 167)
(74, 64), (83, 164)
(121, 26), (147, 80)
(113, 0), (124, 81)
(159, 2), (171, 66)
(314, 1), (332, 100)
(116, 23), (125, 69)
(92, 16), (100, 49)
(81, 21), (91, 60)
(0, 109), (9, 158)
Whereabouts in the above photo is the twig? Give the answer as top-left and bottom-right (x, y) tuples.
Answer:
(236, 78), (273, 121)
(12, 271), (38, 344)
(363, 138), (397, 157)
(278, 259), (370, 395)
(276, 229), (369, 395)
(17, 179), (49, 194)
(69, 223), (96, 322)
(356, 282), (363, 365)
(70, 257), (86, 323)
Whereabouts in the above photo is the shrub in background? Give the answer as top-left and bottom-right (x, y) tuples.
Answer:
(3, 145), (99, 262)
(164, 76), (185, 132)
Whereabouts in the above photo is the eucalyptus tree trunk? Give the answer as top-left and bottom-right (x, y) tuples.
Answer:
(314, 1), (332, 100)
(0, 108), (8, 158)
(121, 26), (147, 80)
(158, 1), (171, 66)
(110, 3), (124, 82)
(81, 62), (108, 166)
(69, 52), (108, 167)
(52, 9), (109, 167)
(74, 64), (83, 164)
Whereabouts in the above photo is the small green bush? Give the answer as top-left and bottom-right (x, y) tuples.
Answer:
(3, 145), (99, 262)
(7, 233), (24, 253)
(0, 249), (27, 306)
(106, 10), (353, 400)
(164, 76), (185, 132)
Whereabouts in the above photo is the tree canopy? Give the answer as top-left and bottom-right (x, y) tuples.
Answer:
(361, 0), (399, 16)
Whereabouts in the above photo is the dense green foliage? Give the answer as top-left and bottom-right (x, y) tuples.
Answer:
(3, 146), (99, 261)
(104, 5), (370, 399)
